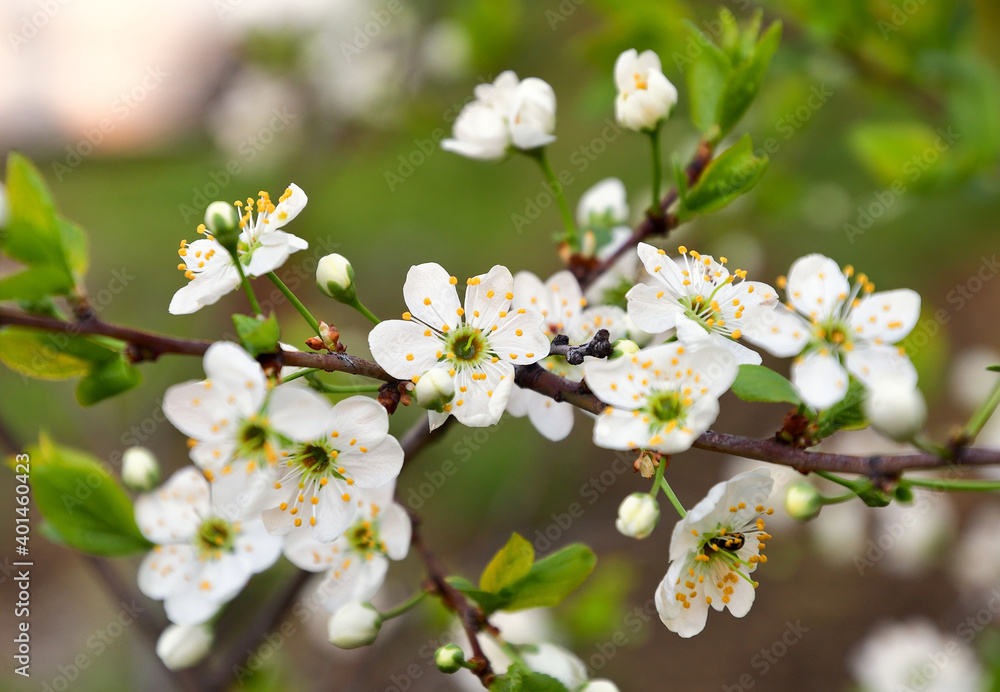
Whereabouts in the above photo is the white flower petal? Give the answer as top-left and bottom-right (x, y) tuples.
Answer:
(138, 544), (198, 600)
(232, 518), (283, 573)
(168, 261), (241, 315)
(742, 307), (811, 357)
(379, 502), (412, 560)
(338, 435), (404, 489)
(267, 386), (332, 442)
(593, 408), (654, 450)
(315, 555), (390, 614)
(203, 342), (268, 415)
(792, 350), (850, 410)
(282, 531), (347, 572)
(245, 230), (308, 276)
(268, 183), (308, 229)
(368, 319), (442, 380)
(402, 263), (463, 330)
(135, 468), (209, 543)
(845, 344), (918, 389)
(626, 282), (684, 334)
(849, 289), (921, 344)
(466, 265), (515, 331)
(785, 254), (849, 321)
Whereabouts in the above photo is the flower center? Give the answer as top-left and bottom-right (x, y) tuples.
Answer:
(647, 390), (688, 425)
(633, 72), (648, 90)
(195, 517), (236, 558)
(346, 519), (385, 557)
(681, 294), (725, 332)
(445, 325), (490, 365)
(236, 417), (278, 467)
(286, 441), (344, 485)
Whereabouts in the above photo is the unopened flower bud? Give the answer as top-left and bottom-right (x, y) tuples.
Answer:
(156, 624), (214, 671)
(784, 482), (822, 521)
(581, 681), (621, 692)
(414, 368), (455, 412)
(615, 493), (659, 539)
(435, 643), (467, 673)
(610, 339), (640, 360)
(317, 253), (357, 304)
(864, 380), (927, 442)
(122, 446), (160, 492)
(204, 201), (241, 254)
(327, 602), (382, 649)
(577, 178), (629, 228)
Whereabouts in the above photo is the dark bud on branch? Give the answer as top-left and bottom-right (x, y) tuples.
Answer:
(549, 329), (614, 365)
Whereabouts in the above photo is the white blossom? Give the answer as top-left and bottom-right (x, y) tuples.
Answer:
(615, 493), (660, 539)
(627, 243), (777, 365)
(584, 342), (738, 455)
(655, 468), (774, 637)
(850, 619), (984, 692)
(283, 482), (410, 613)
(156, 624), (214, 671)
(865, 378), (927, 441)
(742, 254), (921, 410)
(327, 601), (381, 649)
(614, 49), (677, 131)
(369, 263), (550, 430)
(169, 185), (308, 314)
(442, 72), (556, 160)
(135, 468), (282, 625)
(122, 446), (161, 492)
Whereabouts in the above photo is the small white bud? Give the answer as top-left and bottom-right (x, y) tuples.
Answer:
(581, 681), (621, 692)
(610, 339), (640, 360)
(316, 253), (357, 303)
(327, 602), (381, 649)
(122, 446), (160, 492)
(577, 178), (629, 228)
(435, 643), (466, 673)
(156, 624), (213, 671)
(615, 493), (659, 539)
(784, 482), (822, 521)
(414, 368), (456, 412)
(864, 379), (927, 442)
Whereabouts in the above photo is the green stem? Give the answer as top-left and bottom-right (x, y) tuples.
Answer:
(820, 492), (857, 505)
(813, 470), (860, 492)
(380, 591), (428, 620)
(648, 126), (663, 218)
(530, 149), (578, 251)
(495, 637), (529, 670)
(350, 297), (381, 325)
(281, 367), (319, 383)
(311, 381), (383, 394)
(267, 272), (322, 338)
(902, 478), (1000, 493)
(232, 257), (262, 317)
(964, 378), (1000, 442)
(659, 478), (687, 519)
(912, 435), (953, 460)
(649, 454), (667, 497)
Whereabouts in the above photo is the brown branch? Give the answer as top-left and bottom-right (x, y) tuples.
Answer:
(548, 329), (614, 364)
(577, 139), (714, 290)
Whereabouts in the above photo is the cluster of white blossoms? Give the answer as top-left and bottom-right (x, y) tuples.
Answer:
(139, 342), (408, 629)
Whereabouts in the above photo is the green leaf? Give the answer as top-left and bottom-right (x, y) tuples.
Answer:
(682, 20), (732, 136)
(0, 327), (95, 380)
(815, 378), (868, 438)
(27, 435), (152, 556)
(717, 20), (782, 137)
(1, 153), (76, 298)
(233, 313), (281, 357)
(731, 364), (802, 405)
(848, 121), (945, 189)
(490, 666), (570, 692)
(680, 135), (768, 217)
(446, 576), (510, 615)
(503, 544), (596, 612)
(480, 532), (535, 594)
(76, 354), (142, 406)
(58, 217), (89, 279)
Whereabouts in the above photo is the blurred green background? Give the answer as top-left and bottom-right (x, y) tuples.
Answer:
(1, 0), (1000, 690)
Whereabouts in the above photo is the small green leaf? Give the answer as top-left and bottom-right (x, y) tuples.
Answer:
(480, 532), (535, 594)
(682, 20), (732, 135)
(0, 327), (94, 380)
(680, 135), (768, 217)
(815, 378), (868, 438)
(233, 313), (281, 357)
(502, 544), (596, 612)
(27, 435), (152, 556)
(76, 354), (142, 406)
(58, 217), (89, 279)
(987, 365), (1000, 373)
(731, 364), (802, 405)
(718, 20), (782, 137)
(446, 576), (510, 615)
(490, 666), (570, 692)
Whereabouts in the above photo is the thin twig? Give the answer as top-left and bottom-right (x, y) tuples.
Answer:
(548, 329), (614, 365)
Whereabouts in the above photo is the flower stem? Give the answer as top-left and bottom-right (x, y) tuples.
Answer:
(309, 380), (383, 394)
(649, 454), (667, 497)
(350, 297), (381, 325)
(648, 126), (663, 218)
(901, 477), (1000, 493)
(659, 477), (687, 518)
(820, 492), (857, 505)
(380, 591), (428, 620)
(912, 435), (953, 460)
(530, 149), (578, 251)
(280, 367), (319, 383)
(232, 257), (262, 317)
(267, 272), (322, 338)
(813, 470), (860, 492)
(963, 378), (1000, 442)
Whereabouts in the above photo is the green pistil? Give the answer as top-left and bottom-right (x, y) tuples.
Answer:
(347, 519), (384, 558)
(648, 391), (686, 425)
(287, 441), (344, 484)
(196, 517), (236, 558)
(236, 418), (277, 467)
(444, 326), (490, 366)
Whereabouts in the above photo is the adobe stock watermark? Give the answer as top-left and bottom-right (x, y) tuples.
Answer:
(7, 0), (72, 53)
(510, 118), (626, 234)
(339, 0), (407, 63)
(546, 0), (585, 30)
(178, 107), (296, 223)
(51, 66), (169, 181)
(723, 619), (810, 691)
(844, 126), (960, 244)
